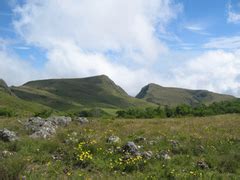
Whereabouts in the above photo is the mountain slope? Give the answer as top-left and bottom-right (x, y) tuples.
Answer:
(0, 79), (14, 95)
(0, 79), (51, 116)
(136, 83), (235, 106)
(12, 75), (154, 110)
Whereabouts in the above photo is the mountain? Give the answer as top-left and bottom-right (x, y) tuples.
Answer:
(136, 83), (236, 106)
(0, 79), (51, 116)
(0, 79), (14, 95)
(11, 75), (154, 110)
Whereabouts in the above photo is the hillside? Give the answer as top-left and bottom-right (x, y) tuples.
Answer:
(11, 75), (154, 110)
(136, 83), (235, 106)
(0, 79), (14, 96)
(0, 80), (51, 116)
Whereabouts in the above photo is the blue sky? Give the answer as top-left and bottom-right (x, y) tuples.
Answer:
(0, 0), (240, 96)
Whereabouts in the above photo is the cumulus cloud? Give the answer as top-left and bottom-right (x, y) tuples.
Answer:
(7, 0), (181, 95)
(172, 50), (240, 96)
(13, 0), (182, 62)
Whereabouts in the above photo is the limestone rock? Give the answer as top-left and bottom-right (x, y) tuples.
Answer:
(0, 128), (18, 142)
(122, 141), (139, 155)
(107, 136), (121, 144)
(76, 117), (89, 124)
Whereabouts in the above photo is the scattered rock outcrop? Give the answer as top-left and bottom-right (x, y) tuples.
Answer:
(47, 116), (72, 126)
(0, 128), (18, 142)
(122, 141), (139, 155)
(26, 116), (72, 139)
(75, 117), (89, 124)
(156, 151), (171, 160)
(170, 140), (179, 148)
(141, 151), (153, 159)
(134, 137), (146, 143)
(1, 150), (14, 158)
(107, 136), (121, 144)
(197, 160), (209, 169)
(26, 117), (56, 139)
(122, 141), (154, 159)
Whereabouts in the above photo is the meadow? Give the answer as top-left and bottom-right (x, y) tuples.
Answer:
(0, 114), (240, 179)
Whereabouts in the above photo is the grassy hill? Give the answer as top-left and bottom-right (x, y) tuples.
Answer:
(11, 75), (154, 110)
(136, 83), (235, 106)
(0, 80), (51, 116)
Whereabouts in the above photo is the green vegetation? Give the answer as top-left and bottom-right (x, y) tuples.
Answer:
(0, 91), (52, 117)
(11, 75), (155, 110)
(0, 108), (15, 117)
(75, 108), (111, 118)
(0, 115), (239, 179)
(0, 79), (13, 95)
(33, 109), (54, 118)
(136, 83), (235, 106)
(116, 99), (240, 119)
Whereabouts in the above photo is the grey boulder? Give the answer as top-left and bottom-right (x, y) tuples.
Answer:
(76, 117), (89, 124)
(26, 117), (56, 139)
(48, 116), (72, 126)
(107, 136), (121, 144)
(157, 151), (171, 160)
(0, 128), (18, 142)
(26, 117), (47, 132)
(122, 141), (139, 155)
(141, 151), (153, 159)
(197, 160), (209, 169)
(26, 116), (72, 139)
(30, 126), (56, 139)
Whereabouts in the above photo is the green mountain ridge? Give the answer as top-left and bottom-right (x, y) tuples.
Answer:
(136, 83), (235, 106)
(11, 75), (154, 110)
(0, 75), (236, 113)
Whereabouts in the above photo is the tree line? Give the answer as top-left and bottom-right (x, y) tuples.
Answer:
(116, 99), (240, 119)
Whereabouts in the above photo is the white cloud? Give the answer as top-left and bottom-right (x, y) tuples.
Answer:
(0, 50), (40, 86)
(184, 24), (210, 35)
(204, 36), (240, 49)
(13, 0), (182, 63)
(172, 50), (240, 96)
(228, 12), (240, 24)
(7, 0), (181, 95)
(227, 3), (240, 24)
(185, 25), (204, 32)
(13, 46), (30, 50)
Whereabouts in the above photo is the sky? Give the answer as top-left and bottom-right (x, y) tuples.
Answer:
(0, 0), (240, 96)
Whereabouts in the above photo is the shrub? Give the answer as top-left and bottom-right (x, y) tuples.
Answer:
(0, 108), (15, 117)
(34, 109), (53, 118)
(76, 108), (109, 118)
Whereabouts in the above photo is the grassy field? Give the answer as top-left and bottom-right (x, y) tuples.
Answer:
(0, 114), (240, 179)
